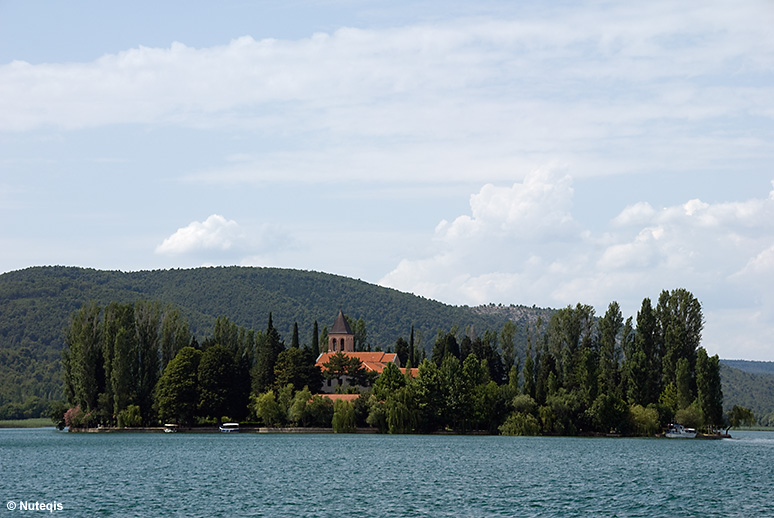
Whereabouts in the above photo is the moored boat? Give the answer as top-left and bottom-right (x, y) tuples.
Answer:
(219, 422), (239, 433)
(164, 424), (178, 433)
(665, 423), (696, 438)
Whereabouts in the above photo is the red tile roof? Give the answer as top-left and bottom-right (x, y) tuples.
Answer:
(319, 393), (360, 403)
(401, 368), (420, 378)
(315, 351), (400, 373)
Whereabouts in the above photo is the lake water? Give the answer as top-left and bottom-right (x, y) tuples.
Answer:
(1, 429), (773, 517)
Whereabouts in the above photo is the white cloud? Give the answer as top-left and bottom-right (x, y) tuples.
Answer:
(155, 214), (243, 255)
(2, 4), (773, 186)
(380, 168), (585, 304)
(381, 173), (774, 360)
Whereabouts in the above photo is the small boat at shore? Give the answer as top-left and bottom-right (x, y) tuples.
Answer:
(665, 423), (696, 438)
(219, 423), (239, 433)
(164, 424), (178, 433)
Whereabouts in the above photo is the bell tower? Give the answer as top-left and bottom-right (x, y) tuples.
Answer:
(329, 309), (355, 353)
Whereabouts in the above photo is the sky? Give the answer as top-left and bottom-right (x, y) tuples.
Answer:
(1, 0), (773, 360)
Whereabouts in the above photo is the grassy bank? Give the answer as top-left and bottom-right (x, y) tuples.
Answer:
(0, 417), (54, 428)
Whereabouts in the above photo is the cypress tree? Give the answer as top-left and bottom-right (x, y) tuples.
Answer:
(312, 321), (319, 357)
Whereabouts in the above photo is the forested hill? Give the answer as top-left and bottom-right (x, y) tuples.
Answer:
(0, 266), (553, 404)
(721, 360), (774, 376)
(719, 362), (774, 425)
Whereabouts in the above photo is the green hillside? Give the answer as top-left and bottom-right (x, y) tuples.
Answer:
(2, 266), (772, 425)
(721, 359), (774, 376)
(0, 266), (552, 405)
(720, 363), (774, 425)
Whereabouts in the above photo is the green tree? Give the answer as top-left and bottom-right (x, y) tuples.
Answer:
(499, 412), (540, 436)
(629, 404), (660, 436)
(291, 322), (300, 349)
(597, 301), (622, 396)
(394, 337), (409, 366)
(728, 405), (755, 429)
(111, 325), (135, 420)
(332, 400), (356, 433)
(696, 347), (723, 429)
(252, 313), (284, 394)
(353, 318), (368, 351)
(385, 385), (419, 434)
(198, 345), (236, 422)
(431, 331), (460, 366)
(659, 382), (679, 420)
(522, 341), (535, 398)
(288, 387), (313, 426)
(63, 301), (104, 413)
(322, 351), (371, 389)
(589, 392), (628, 434)
(657, 289), (704, 390)
(311, 321), (320, 357)
(253, 390), (283, 427)
(675, 357), (693, 410)
(320, 325), (329, 353)
(635, 298), (660, 404)
(134, 301), (162, 424)
(160, 308), (191, 371)
(101, 302), (130, 423)
(414, 358), (442, 432)
(675, 401), (703, 429)
(117, 404), (142, 428)
(373, 361), (406, 400)
(500, 320), (517, 372)
(274, 346), (322, 392)
(155, 347), (202, 425)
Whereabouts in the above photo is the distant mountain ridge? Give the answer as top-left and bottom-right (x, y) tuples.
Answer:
(721, 359), (774, 376)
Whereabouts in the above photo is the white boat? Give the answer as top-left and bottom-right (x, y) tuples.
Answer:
(665, 423), (696, 438)
(219, 422), (239, 433)
(163, 424), (178, 433)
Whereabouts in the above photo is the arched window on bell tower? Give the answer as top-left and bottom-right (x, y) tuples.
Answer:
(329, 309), (355, 353)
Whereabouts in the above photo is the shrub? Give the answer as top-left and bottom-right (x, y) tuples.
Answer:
(252, 391), (283, 427)
(499, 412), (541, 436)
(64, 406), (84, 428)
(332, 400), (355, 433)
(675, 401), (703, 430)
(629, 404), (660, 436)
(117, 405), (142, 428)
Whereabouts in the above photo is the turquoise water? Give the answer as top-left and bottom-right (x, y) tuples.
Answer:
(2, 429), (773, 517)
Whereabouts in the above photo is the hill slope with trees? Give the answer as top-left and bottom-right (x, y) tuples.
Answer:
(0, 266), (552, 405)
(1, 266), (772, 427)
(719, 363), (774, 426)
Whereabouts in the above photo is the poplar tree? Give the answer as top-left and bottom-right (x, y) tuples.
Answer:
(597, 301), (622, 396)
(500, 320), (517, 371)
(696, 347), (723, 428)
(62, 301), (104, 412)
(252, 313), (284, 394)
(291, 322), (300, 348)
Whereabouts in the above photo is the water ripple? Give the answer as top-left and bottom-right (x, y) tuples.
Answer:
(2, 430), (773, 517)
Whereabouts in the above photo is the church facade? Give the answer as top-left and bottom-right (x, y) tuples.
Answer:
(315, 309), (404, 393)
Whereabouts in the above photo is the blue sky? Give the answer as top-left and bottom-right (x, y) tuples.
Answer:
(1, 0), (773, 360)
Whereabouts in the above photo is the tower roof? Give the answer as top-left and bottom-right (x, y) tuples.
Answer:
(330, 309), (353, 335)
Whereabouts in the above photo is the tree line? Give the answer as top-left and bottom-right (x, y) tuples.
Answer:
(59, 289), (732, 435)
